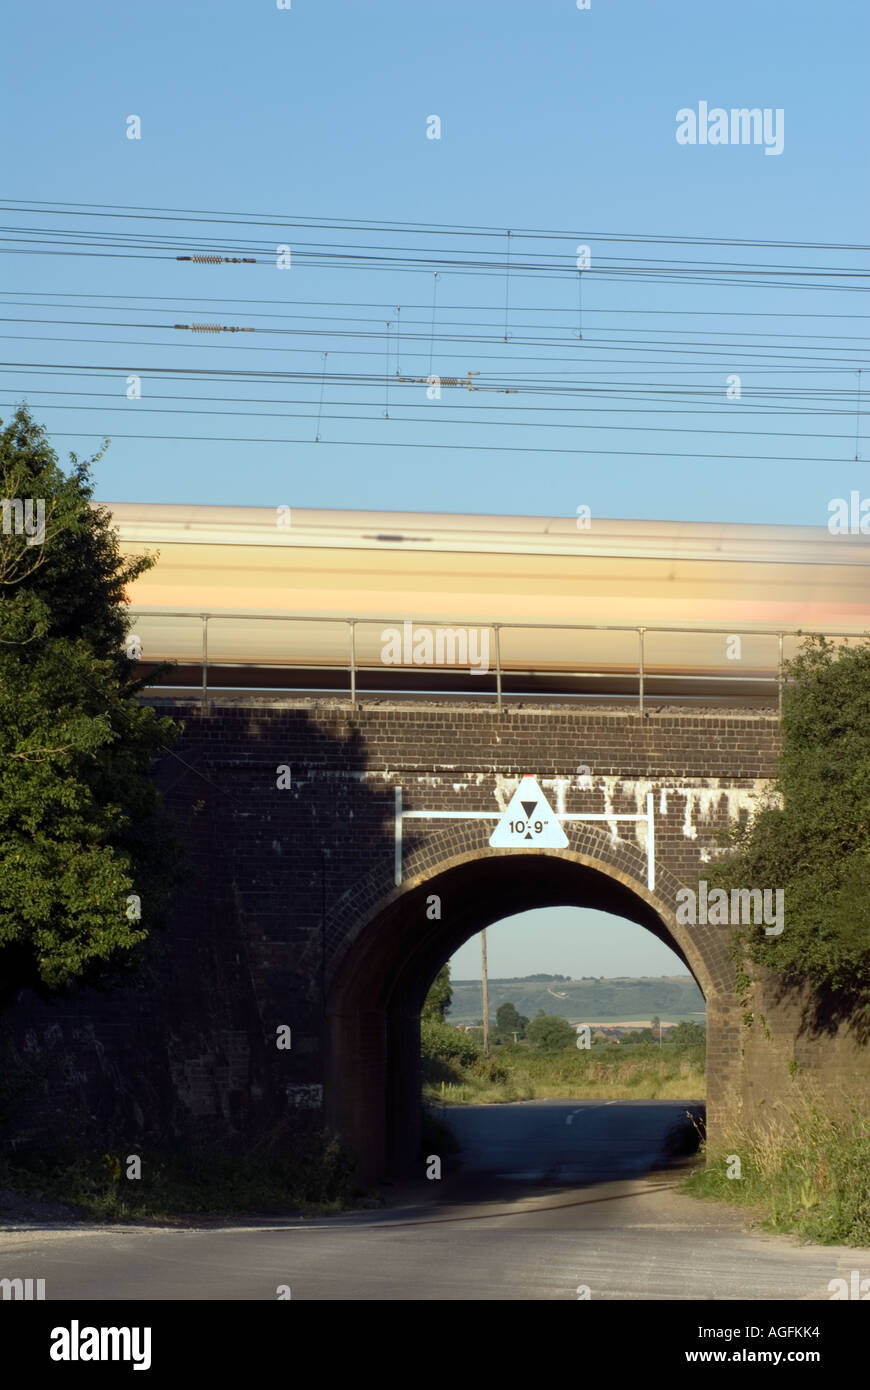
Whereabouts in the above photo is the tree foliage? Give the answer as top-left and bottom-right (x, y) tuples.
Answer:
(420, 1016), (480, 1081)
(421, 962), (452, 1022)
(707, 635), (870, 1020)
(496, 1001), (529, 1037)
(0, 406), (180, 992)
(668, 1020), (706, 1047)
(525, 1010), (577, 1050)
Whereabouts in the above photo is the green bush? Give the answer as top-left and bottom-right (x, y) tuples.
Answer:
(0, 1125), (358, 1220)
(707, 635), (870, 1018)
(421, 1017), (481, 1082)
(526, 1011), (578, 1050)
(469, 1058), (509, 1084)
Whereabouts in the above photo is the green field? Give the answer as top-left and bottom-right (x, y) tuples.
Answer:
(422, 1025), (706, 1105)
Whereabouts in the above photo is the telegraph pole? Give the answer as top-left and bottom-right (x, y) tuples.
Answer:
(481, 929), (490, 1058)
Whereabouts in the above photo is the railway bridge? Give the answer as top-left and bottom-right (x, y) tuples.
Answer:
(99, 689), (855, 1183)
(7, 503), (870, 1181)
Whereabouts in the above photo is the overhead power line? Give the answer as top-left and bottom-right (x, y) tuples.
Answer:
(2, 198), (868, 252)
(0, 197), (866, 474)
(2, 396), (859, 443)
(22, 429), (859, 466)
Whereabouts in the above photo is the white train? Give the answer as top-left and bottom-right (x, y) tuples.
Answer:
(109, 503), (870, 704)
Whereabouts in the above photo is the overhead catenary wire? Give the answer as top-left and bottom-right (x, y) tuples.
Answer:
(2, 396), (861, 443)
(6, 319), (867, 375)
(5, 289), (870, 323)
(1, 226), (868, 294)
(2, 244), (867, 294)
(2, 197), (868, 475)
(2, 197), (869, 252)
(16, 427), (862, 466)
(2, 380), (864, 418)
(3, 362), (865, 407)
(4, 305), (870, 353)
(315, 352), (327, 443)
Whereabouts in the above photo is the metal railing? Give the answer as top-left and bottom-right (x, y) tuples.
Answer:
(127, 609), (867, 715)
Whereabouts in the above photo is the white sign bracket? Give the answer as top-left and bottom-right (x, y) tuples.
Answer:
(392, 784), (655, 891)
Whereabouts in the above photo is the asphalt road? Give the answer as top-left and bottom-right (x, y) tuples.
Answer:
(0, 1100), (866, 1300)
(441, 1097), (700, 1192)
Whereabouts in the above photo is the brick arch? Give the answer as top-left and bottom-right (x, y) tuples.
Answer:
(323, 818), (737, 1181)
(324, 816), (733, 1001)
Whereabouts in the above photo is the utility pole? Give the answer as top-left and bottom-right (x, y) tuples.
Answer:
(481, 929), (490, 1058)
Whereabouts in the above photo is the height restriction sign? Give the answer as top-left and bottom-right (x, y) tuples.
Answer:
(489, 775), (568, 849)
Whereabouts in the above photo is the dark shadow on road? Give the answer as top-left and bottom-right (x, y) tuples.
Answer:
(419, 1098), (706, 1208)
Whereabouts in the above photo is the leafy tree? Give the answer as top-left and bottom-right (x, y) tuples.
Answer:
(0, 406), (180, 993)
(421, 962), (452, 1022)
(707, 635), (870, 1021)
(669, 1020), (706, 1048)
(420, 1016), (479, 1082)
(496, 1001), (529, 1038)
(525, 1011), (577, 1050)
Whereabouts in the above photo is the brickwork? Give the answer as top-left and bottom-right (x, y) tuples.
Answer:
(3, 696), (866, 1182)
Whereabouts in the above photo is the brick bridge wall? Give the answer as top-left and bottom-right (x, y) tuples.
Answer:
(3, 698), (866, 1181)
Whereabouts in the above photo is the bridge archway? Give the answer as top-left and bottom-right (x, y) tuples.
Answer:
(324, 821), (735, 1182)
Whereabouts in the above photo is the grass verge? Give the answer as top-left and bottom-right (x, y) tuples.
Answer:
(682, 1092), (870, 1247)
(422, 1038), (706, 1105)
(0, 1126), (358, 1222)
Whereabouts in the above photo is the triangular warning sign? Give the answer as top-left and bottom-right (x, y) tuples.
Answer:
(489, 776), (568, 849)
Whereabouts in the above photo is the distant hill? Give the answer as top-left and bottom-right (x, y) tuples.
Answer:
(447, 975), (705, 1025)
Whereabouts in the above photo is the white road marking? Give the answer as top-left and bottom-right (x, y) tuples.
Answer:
(566, 1100), (616, 1125)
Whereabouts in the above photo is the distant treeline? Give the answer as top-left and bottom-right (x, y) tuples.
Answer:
(447, 975), (705, 1024)
(452, 974), (571, 984)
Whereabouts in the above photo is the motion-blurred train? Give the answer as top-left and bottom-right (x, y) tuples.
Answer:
(109, 503), (870, 705)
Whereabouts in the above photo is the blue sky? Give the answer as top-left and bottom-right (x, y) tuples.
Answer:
(3, 0), (869, 529)
(5, 1), (867, 977)
(449, 908), (687, 983)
